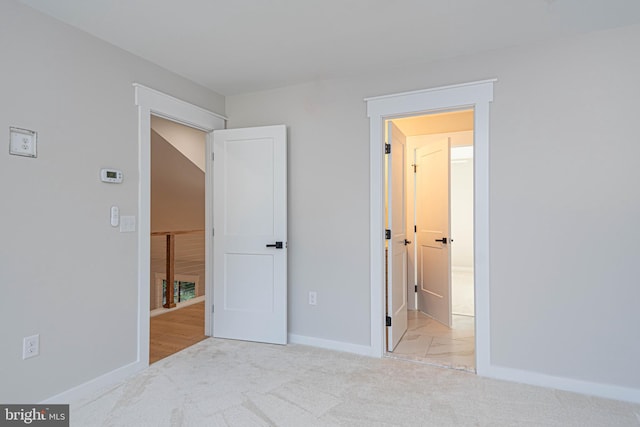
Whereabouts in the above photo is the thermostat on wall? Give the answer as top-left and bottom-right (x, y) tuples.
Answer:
(100, 168), (123, 183)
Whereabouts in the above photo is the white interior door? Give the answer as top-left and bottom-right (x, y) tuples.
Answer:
(213, 125), (287, 344)
(416, 138), (452, 327)
(386, 122), (408, 351)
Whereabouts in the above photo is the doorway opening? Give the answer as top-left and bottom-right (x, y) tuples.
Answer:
(149, 116), (208, 363)
(384, 110), (475, 371)
(134, 83), (226, 370)
(366, 79), (494, 375)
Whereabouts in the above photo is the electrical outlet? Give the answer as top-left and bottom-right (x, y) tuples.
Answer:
(308, 291), (317, 305)
(23, 334), (39, 360)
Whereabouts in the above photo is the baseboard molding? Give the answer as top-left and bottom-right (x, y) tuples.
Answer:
(40, 360), (146, 406)
(41, 336), (638, 406)
(485, 364), (640, 404)
(288, 334), (374, 357)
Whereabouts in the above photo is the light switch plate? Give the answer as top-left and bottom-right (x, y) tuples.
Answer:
(9, 127), (37, 158)
(119, 215), (136, 233)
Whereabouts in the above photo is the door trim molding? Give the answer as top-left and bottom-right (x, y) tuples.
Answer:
(134, 84), (226, 366)
(366, 79), (495, 375)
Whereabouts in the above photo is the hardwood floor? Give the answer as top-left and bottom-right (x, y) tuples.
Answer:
(149, 301), (207, 364)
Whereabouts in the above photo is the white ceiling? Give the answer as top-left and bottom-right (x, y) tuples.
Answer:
(19, 0), (640, 96)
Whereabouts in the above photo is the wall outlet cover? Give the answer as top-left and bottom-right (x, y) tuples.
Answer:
(9, 127), (37, 158)
(23, 334), (39, 360)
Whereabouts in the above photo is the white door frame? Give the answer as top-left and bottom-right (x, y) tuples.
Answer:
(366, 79), (495, 375)
(134, 84), (226, 366)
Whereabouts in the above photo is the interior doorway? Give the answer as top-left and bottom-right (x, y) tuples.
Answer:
(366, 80), (493, 374)
(384, 110), (476, 371)
(134, 83), (226, 371)
(149, 116), (208, 363)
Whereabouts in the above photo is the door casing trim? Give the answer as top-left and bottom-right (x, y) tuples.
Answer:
(134, 84), (226, 366)
(366, 79), (494, 375)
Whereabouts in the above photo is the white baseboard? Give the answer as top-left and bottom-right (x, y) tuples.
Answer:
(41, 336), (639, 406)
(40, 360), (146, 406)
(485, 364), (640, 404)
(289, 334), (640, 403)
(288, 334), (374, 357)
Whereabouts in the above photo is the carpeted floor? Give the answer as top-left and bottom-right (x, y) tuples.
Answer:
(71, 338), (640, 426)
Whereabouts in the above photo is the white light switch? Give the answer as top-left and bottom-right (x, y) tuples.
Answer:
(110, 206), (119, 227)
(119, 215), (136, 233)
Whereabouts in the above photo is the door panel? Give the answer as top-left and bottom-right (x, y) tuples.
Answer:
(223, 138), (275, 236)
(416, 138), (451, 327)
(213, 125), (287, 345)
(223, 253), (274, 313)
(386, 122), (408, 351)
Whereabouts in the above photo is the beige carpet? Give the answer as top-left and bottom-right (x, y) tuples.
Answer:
(71, 338), (640, 426)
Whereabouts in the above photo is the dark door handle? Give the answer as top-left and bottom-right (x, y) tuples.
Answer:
(404, 239), (411, 245)
(434, 237), (448, 244)
(266, 241), (283, 249)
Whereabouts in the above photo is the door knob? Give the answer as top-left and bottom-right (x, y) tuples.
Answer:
(266, 241), (283, 249)
(404, 239), (412, 245)
(434, 237), (448, 244)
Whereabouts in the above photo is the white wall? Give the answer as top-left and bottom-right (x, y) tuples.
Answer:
(150, 130), (205, 232)
(227, 23), (640, 394)
(0, 1), (224, 403)
(151, 116), (206, 172)
(450, 146), (474, 271)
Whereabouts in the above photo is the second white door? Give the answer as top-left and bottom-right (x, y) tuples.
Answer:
(416, 138), (452, 327)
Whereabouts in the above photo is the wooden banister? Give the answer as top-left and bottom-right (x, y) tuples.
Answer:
(164, 234), (175, 308)
(151, 229), (204, 237)
(151, 229), (204, 309)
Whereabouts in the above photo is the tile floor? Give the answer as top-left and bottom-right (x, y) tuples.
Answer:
(388, 311), (475, 371)
(388, 269), (476, 371)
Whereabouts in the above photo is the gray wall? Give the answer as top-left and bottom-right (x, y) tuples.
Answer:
(227, 24), (640, 390)
(150, 130), (205, 233)
(0, 1), (224, 402)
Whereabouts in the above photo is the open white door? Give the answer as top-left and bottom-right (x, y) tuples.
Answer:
(386, 122), (408, 351)
(416, 138), (452, 327)
(213, 125), (287, 344)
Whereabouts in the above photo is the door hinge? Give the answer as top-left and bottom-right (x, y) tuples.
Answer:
(211, 304), (214, 313)
(414, 285), (418, 293)
(385, 229), (391, 240)
(211, 152), (215, 161)
(386, 316), (392, 327)
(385, 143), (391, 154)
(212, 228), (215, 236)
(412, 163), (417, 173)
(414, 225), (417, 233)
